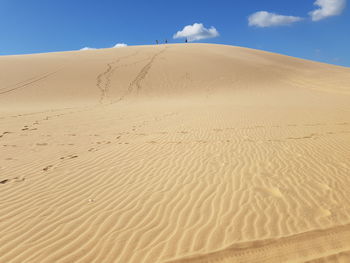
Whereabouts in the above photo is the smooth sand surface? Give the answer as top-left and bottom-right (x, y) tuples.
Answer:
(1, 44), (350, 262)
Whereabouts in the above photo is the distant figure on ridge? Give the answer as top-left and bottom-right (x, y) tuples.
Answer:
(156, 40), (159, 45)
(165, 39), (168, 44)
(185, 38), (188, 43)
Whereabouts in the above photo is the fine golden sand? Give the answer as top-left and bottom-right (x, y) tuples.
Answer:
(0, 44), (350, 262)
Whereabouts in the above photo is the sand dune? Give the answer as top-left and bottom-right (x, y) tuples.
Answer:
(0, 44), (350, 262)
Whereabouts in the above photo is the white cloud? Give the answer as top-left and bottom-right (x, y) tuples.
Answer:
(80, 47), (96, 51)
(173, 23), (219, 42)
(309, 0), (346, 21)
(80, 43), (128, 51)
(113, 43), (127, 48)
(248, 11), (303, 27)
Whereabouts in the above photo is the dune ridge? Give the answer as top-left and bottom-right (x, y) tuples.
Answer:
(0, 44), (350, 262)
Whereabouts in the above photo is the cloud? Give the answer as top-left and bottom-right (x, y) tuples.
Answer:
(113, 43), (127, 48)
(80, 47), (96, 51)
(309, 0), (346, 21)
(248, 11), (303, 27)
(80, 43), (127, 50)
(173, 23), (219, 42)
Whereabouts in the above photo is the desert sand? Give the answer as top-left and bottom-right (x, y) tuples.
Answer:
(0, 43), (350, 262)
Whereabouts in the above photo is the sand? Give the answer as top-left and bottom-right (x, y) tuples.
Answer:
(0, 43), (350, 262)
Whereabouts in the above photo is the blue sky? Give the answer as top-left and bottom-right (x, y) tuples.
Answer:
(0, 0), (349, 66)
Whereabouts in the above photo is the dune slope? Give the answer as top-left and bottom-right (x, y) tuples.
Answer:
(0, 44), (350, 263)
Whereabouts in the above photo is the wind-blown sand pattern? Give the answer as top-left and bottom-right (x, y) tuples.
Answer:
(0, 44), (350, 263)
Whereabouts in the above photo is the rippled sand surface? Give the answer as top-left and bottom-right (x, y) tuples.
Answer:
(1, 44), (350, 262)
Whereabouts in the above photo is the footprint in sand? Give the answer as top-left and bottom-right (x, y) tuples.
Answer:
(0, 179), (9, 184)
(0, 131), (12, 138)
(96, 141), (111, 145)
(43, 165), (54, 172)
(36, 143), (48, 146)
(88, 148), (97, 152)
(60, 155), (78, 160)
(13, 177), (25, 183)
(3, 144), (17, 147)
